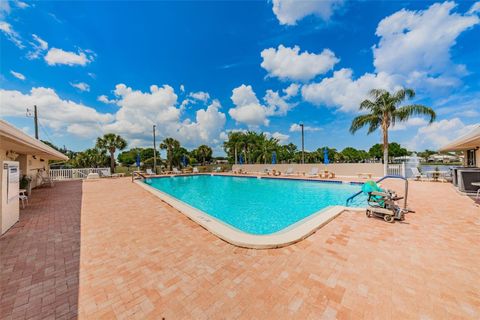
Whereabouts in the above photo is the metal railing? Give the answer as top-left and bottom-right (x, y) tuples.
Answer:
(49, 168), (110, 180)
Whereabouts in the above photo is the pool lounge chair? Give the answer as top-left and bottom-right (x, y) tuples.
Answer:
(193, 167), (199, 173)
(100, 169), (119, 178)
(411, 167), (427, 181)
(284, 167), (295, 176)
(172, 168), (181, 174)
(307, 167), (319, 177)
(146, 168), (156, 175)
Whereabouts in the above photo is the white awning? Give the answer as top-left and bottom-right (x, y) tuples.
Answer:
(0, 120), (69, 161)
(439, 125), (480, 152)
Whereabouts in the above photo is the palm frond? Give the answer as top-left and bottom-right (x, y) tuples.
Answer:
(394, 104), (436, 123)
(349, 114), (380, 134)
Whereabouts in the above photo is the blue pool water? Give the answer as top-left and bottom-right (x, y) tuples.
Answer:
(145, 175), (366, 235)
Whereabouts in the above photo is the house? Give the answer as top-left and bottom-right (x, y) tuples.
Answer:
(439, 125), (479, 167)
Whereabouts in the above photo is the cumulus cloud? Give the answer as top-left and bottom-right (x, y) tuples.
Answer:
(301, 68), (400, 112)
(97, 95), (117, 104)
(0, 21), (24, 48)
(283, 83), (300, 98)
(272, 0), (344, 25)
(70, 82), (90, 92)
(15, 1), (30, 9)
(10, 70), (25, 80)
(44, 48), (94, 66)
(390, 117), (428, 131)
(0, 87), (113, 134)
(289, 123), (322, 132)
(27, 34), (48, 59)
(405, 118), (477, 150)
(468, 2), (480, 14)
(228, 84), (298, 127)
(373, 1), (479, 90)
(102, 84), (227, 147)
(189, 91), (210, 102)
(261, 45), (339, 81)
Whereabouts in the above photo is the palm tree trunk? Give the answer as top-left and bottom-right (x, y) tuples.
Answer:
(382, 127), (389, 176)
(234, 147), (237, 165)
(110, 151), (115, 173)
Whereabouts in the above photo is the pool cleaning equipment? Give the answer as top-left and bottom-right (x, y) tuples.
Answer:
(362, 180), (408, 223)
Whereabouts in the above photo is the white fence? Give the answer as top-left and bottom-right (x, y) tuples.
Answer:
(387, 163), (406, 177)
(49, 168), (110, 180)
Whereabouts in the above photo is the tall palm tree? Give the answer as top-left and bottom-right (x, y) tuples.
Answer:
(256, 136), (279, 164)
(223, 131), (245, 164)
(197, 145), (213, 165)
(95, 133), (127, 173)
(160, 137), (180, 170)
(350, 88), (436, 175)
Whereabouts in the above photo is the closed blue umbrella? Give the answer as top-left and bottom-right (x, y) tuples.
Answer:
(239, 154), (244, 165)
(324, 147), (329, 164)
(271, 151), (277, 164)
(182, 155), (187, 167)
(136, 153), (141, 167)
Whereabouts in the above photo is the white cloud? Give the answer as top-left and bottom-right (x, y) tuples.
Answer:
(27, 34), (48, 59)
(180, 84), (185, 92)
(405, 118), (477, 150)
(468, 2), (480, 14)
(10, 70), (25, 80)
(70, 82), (90, 92)
(97, 95), (117, 104)
(229, 85), (271, 127)
(0, 87), (113, 134)
(272, 132), (290, 143)
(189, 91), (210, 102)
(272, 0), (344, 25)
(301, 68), (401, 112)
(0, 21), (24, 48)
(373, 2), (479, 90)
(44, 48), (94, 66)
(103, 84), (226, 147)
(390, 117), (428, 131)
(15, 1), (30, 9)
(283, 83), (299, 98)
(0, 1), (11, 18)
(260, 45), (339, 81)
(88, 72), (96, 79)
(289, 123), (321, 132)
(228, 84), (298, 127)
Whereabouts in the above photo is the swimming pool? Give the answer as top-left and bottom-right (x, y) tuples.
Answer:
(142, 175), (366, 237)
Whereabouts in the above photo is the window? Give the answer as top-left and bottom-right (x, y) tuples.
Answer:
(466, 149), (476, 166)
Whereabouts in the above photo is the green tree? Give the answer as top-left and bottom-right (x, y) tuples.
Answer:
(223, 131), (246, 164)
(195, 145), (213, 165)
(160, 137), (180, 170)
(73, 148), (110, 168)
(95, 133), (127, 173)
(350, 88), (436, 174)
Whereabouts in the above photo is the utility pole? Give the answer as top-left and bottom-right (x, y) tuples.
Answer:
(153, 125), (157, 174)
(300, 123), (305, 164)
(34, 105), (39, 139)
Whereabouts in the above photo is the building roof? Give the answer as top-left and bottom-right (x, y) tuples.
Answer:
(439, 125), (480, 152)
(0, 120), (69, 161)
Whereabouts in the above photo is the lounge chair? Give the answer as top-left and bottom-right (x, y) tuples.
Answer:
(100, 169), (119, 178)
(411, 167), (427, 181)
(146, 168), (155, 175)
(307, 167), (319, 177)
(36, 171), (54, 187)
(214, 167), (222, 172)
(193, 167), (199, 173)
(172, 168), (181, 174)
(284, 167), (295, 176)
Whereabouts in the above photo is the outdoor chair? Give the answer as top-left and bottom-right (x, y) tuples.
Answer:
(284, 167), (295, 176)
(307, 167), (319, 177)
(411, 167), (427, 181)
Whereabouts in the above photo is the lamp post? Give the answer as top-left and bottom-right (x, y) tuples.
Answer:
(300, 123), (305, 164)
(153, 125), (157, 174)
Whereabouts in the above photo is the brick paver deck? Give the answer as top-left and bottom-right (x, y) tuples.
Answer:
(1, 178), (479, 319)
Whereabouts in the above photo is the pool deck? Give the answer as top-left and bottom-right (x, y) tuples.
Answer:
(1, 177), (479, 319)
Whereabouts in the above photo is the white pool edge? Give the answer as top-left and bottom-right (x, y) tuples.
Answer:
(134, 179), (364, 249)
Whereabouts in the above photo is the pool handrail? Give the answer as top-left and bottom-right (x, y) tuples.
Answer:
(345, 175), (409, 209)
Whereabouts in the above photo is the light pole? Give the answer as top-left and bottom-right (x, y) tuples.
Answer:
(26, 105), (39, 139)
(153, 125), (157, 174)
(300, 123), (305, 164)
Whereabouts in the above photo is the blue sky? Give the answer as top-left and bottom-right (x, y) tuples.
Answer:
(1, 0), (479, 154)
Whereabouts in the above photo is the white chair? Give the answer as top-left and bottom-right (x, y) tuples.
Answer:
(19, 190), (28, 209)
(146, 168), (155, 175)
(193, 167), (199, 173)
(411, 167), (427, 181)
(284, 167), (295, 176)
(307, 167), (319, 177)
(173, 168), (181, 174)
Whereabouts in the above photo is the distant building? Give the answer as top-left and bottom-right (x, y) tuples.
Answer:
(427, 153), (461, 163)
